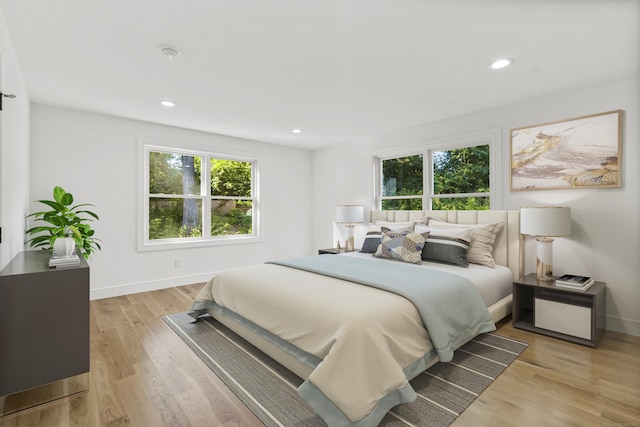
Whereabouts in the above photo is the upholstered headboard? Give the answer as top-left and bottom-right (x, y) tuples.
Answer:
(370, 210), (522, 280)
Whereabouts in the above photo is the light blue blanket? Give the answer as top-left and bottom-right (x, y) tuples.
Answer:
(268, 255), (496, 362)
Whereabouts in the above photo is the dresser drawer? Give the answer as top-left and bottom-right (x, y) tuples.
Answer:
(534, 298), (592, 340)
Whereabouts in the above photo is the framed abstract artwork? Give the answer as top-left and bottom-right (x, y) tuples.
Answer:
(510, 110), (622, 191)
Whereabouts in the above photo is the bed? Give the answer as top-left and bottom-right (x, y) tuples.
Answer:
(189, 209), (522, 427)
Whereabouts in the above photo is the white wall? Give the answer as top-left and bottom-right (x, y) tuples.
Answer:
(312, 75), (640, 337)
(0, 6), (30, 270)
(29, 104), (313, 299)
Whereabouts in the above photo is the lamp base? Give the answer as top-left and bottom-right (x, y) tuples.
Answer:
(536, 259), (554, 281)
(535, 237), (554, 281)
(345, 236), (355, 252)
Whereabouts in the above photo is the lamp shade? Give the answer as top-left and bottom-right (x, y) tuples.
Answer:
(336, 205), (364, 224)
(520, 206), (571, 237)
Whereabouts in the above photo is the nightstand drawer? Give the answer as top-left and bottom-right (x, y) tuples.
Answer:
(535, 298), (592, 340)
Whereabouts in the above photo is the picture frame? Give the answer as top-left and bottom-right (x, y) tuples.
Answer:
(510, 110), (622, 191)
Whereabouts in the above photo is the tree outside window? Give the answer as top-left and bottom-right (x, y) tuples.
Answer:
(210, 158), (253, 237)
(147, 148), (256, 242)
(432, 145), (490, 210)
(378, 144), (490, 210)
(381, 154), (423, 210)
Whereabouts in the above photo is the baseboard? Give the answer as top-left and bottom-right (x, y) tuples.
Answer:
(606, 314), (640, 338)
(90, 272), (216, 300)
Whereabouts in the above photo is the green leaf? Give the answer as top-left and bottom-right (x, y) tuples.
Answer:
(27, 210), (52, 218)
(53, 186), (66, 204)
(61, 192), (74, 206)
(25, 235), (51, 246)
(30, 241), (50, 249)
(46, 216), (67, 227)
(75, 210), (99, 220)
(25, 226), (55, 234)
(37, 199), (65, 212)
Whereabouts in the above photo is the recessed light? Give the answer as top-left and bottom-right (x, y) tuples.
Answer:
(291, 129), (303, 134)
(489, 58), (514, 69)
(161, 47), (180, 60)
(160, 100), (176, 107)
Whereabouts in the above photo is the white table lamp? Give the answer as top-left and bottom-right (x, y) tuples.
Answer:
(336, 205), (364, 252)
(520, 206), (571, 281)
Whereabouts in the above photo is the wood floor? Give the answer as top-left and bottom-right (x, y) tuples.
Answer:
(1, 284), (638, 427)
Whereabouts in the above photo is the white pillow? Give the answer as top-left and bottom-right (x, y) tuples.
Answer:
(426, 219), (503, 267)
(374, 220), (415, 233)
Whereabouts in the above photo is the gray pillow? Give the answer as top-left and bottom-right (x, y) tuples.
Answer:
(421, 233), (471, 267)
(360, 230), (384, 253)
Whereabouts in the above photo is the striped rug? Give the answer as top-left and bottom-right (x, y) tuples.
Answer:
(163, 312), (527, 427)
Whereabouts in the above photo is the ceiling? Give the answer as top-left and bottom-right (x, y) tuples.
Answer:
(1, 0), (638, 150)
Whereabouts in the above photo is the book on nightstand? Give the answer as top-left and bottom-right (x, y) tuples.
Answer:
(555, 274), (595, 291)
(49, 254), (81, 268)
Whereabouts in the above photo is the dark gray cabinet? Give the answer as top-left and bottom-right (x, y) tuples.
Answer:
(0, 250), (89, 397)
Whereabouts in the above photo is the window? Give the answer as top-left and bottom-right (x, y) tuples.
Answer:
(380, 154), (424, 210)
(142, 144), (258, 249)
(376, 137), (493, 211)
(432, 145), (490, 210)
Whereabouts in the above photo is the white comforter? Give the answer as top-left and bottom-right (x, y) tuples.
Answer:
(194, 263), (434, 424)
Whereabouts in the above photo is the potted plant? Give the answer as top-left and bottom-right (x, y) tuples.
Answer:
(25, 186), (101, 259)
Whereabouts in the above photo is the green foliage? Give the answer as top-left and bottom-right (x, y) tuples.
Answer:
(148, 199), (202, 240)
(211, 159), (252, 197)
(149, 152), (201, 194)
(381, 199), (422, 210)
(211, 200), (253, 236)
(432, 145), (489, 210)
(382, 155), (423, 197)
(147, 154), (254, 240)
(433, 146), (489, 195)
(25, 186), (101, 259)
(432, 197), (490, 210)
(381, 146), (490, 211)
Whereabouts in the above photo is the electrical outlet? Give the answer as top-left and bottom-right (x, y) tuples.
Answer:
(174, 258), (181, 267)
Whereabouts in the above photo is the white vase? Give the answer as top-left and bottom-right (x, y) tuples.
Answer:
(53, 237), (75, 257)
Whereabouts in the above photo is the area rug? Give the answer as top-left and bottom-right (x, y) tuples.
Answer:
(163, 312), (528, 427)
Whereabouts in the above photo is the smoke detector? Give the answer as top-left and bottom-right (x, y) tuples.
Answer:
(161, 47), (180, 60)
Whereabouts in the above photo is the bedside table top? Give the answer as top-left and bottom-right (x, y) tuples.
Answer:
(318, 248), (346, 254)
(514, 273), (605, 295)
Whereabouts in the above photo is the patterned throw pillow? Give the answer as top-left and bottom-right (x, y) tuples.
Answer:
(373, 230), (429, 264)
(355, 223), (412, 252)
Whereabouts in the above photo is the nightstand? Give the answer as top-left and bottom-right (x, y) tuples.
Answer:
(318, 248), (346, 255)
(512, 273), (606, 347)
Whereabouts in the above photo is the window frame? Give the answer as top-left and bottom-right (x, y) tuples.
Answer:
(138, 141), (261, 252)
(373, 128), (500, 211)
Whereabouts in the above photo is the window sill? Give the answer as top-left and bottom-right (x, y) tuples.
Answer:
(137, 235), (263, 252)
